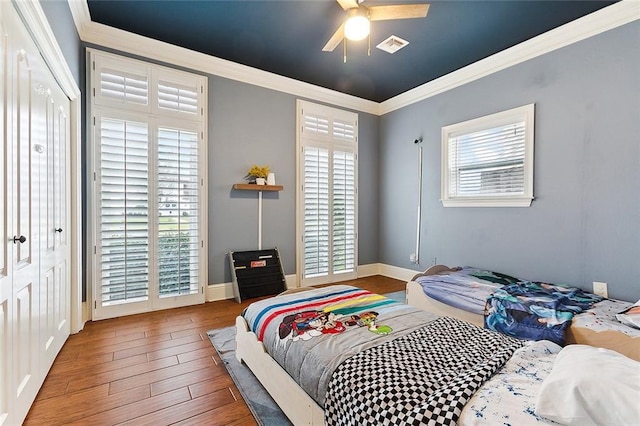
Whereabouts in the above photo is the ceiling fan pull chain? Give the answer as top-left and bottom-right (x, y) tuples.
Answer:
(344, 38), (347, 63)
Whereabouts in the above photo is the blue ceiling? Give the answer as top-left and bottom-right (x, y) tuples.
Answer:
(86, 0), (616, 103)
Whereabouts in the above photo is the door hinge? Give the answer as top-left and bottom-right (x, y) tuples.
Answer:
(201, 287), (204, 294)
(93, 172), (96, 181)
(94, 245), (97, 254)
(93, 116), (96, 126)
(94, 300), (97, 309)
(201, 240), (204, 248)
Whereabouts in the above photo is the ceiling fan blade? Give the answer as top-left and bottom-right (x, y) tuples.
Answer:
(322, 23), (345, 52)
(369, 4), (430, 21)
(336, 0), (359, 11)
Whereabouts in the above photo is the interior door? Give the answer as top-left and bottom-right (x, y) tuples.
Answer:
(0, 13), (13, 424)
(10, 16), (41, 419)
(37, 58), (71, 374)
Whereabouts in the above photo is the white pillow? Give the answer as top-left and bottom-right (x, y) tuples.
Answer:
(535, 345), (640, 426)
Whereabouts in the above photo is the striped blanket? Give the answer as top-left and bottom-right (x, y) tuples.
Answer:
(242, 285), (440, 405)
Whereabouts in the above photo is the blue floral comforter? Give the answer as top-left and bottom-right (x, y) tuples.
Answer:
(485, 281), (603, 345)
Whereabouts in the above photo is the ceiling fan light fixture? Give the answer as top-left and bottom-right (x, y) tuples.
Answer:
(344, 13), (370, 41)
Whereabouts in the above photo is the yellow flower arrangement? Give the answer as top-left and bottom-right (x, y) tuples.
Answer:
(245, 164), (270, 180)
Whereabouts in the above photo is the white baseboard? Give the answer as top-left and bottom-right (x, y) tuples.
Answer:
(377, 264), (420, 282)
(206, 265), (421, 302)
(357, 263), (379, 277)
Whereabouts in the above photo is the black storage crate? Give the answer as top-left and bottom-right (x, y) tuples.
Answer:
(228, 248), (286, 303)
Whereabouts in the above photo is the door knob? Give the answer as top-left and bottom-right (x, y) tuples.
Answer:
(55, 228), (63, 233)
(13, 235), (26, 244)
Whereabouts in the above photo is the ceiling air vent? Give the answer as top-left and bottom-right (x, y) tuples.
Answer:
(376, 35), (409, 54)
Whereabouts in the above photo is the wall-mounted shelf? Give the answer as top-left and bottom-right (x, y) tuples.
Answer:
(233, 183), (283, 191)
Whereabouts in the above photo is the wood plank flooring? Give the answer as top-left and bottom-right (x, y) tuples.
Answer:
(25, 275), (405, 425)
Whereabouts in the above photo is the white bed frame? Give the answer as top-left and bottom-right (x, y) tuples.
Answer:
(235, 315), (324, 425)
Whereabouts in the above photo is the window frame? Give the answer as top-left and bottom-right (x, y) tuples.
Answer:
(296, 100), (358, 286)
(88, 49), (208, 320)
(441, 103), (535, 207)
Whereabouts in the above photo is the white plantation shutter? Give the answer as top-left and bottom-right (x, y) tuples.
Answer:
(298, 100), (357, 284)
(100, 68), (148, 105)
(303, 147), (330, 278)
(158, 82), (198, 114)
(98, 117), (150, 305)
(442, 104), (535, 207)
(157, 128), (200, 296)
(303, 113), (330, 136)
(90, 50), (206, 319)
(332, 150), (356, 274)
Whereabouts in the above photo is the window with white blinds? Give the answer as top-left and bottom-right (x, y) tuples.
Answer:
(157, 127), (200, 296)
(99, 117), (150, 305)
(297, 100), (357, 285)
(441, 104), (535, 207)
(89, 49), (207, 319)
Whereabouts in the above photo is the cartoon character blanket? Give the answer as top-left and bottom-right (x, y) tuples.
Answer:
(485, 281), (603, 345)
(242, 285), (524, 425)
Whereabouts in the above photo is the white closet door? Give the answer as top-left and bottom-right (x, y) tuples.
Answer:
(38, 62), (71, 375)
(10, 18), (42, 419)
(0, 12), (13, 425)
(0, 3), (71, 424)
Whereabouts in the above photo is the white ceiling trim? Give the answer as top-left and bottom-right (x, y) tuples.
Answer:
(67, 0), (638, 116)
(17, 0), (80, 99)
(380, 1), (640, 115)
(66, 0), (379, 115)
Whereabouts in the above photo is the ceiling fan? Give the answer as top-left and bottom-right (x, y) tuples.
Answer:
(323, 0), (429, 61)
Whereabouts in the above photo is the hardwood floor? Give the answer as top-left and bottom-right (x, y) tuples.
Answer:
(25, 275), (406, 425)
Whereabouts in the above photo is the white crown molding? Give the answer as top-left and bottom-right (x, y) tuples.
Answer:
(15, 0), (80, 99)
(380, 1), (640, 114)
(66, 0), (91, 39)
(68, 0), (637, 116)
(68, 3), (379, 115)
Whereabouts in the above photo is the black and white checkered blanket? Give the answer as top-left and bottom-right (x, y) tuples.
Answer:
(324, 317), (524, 425)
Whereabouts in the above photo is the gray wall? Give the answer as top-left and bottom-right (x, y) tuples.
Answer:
(39, 0), (82, 86)
(40, 1), (380, 290)
(207, 77), (380, 283)
(380, 22), (640, 302)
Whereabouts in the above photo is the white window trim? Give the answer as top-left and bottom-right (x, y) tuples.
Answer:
(296, 100), (358, 286)
(441, 103), (535, 208)
(88, 49), (208, 319)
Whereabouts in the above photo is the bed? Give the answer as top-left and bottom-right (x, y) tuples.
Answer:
(407, 265), (640, 361)
(234, 285), (639, 425)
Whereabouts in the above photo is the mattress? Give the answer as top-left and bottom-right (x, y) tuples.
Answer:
(408, 266), (640, 360)
(241, 285), (563, 425)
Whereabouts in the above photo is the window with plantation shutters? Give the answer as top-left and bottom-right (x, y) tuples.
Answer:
(99, 117), (150, 305)
(442, 104), (535, 207)
(157, 127), (200, 296)
(297, 100), (358, 285)
(90, 50), (207, 319)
